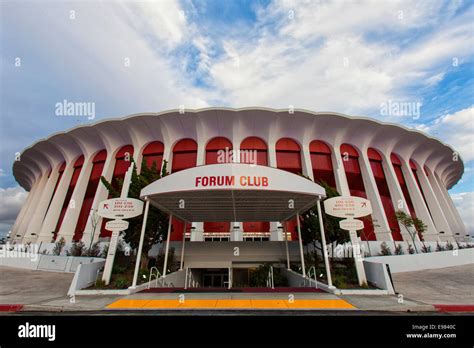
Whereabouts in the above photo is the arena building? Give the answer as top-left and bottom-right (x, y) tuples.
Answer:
(10, 108), (467, 252)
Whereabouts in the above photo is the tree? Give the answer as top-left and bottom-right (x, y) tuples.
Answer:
(395, 210), (427, 253)
(100, 159), (170, 268)
(300, 180), (349, 267)
(88, 209), (102, 251)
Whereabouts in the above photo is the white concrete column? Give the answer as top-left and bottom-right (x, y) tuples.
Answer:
(358, 152), (392, 241)
(415, 164), (453, 241)
(268, 143), (277, 168)
(82, 152), (116, 246)
(380, 152), (411, 241)
(17, 173), (50, 243)
(231, 139), (243, 242)
(268, 141), (280, 236)
(161, 144), (172, 174)
(332, 144), (350, 196)
(270, 222), (283, 241)
(301, 143), (314, 180)
(435, 172), (467, 236)
(191, 140), (205, 241)
(190, 222), (204, 241)
(37, 162), (76, 242)
(11, 178), (42, 243)
(399, 158), (437, 237)
(9, 179), (40, 242)
(231, 222), (243, 241)
(427, 168), (462, 235)
(57, 155), (94, 243)
(24, 169), (61, 243)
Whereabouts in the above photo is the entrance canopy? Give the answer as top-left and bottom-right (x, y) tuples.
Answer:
(140, 163), (326, 223)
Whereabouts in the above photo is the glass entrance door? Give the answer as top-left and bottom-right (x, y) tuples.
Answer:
(202, 269), (229, 288)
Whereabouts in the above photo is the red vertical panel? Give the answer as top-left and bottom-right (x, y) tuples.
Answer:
(73, 150), (107, 241)
(142, 141), (164, 173)
(284, 220), (298, 240)
(369, 157), (402, 241)
(276, 138), (302, 175)
(391, 154), (417, 220)
(54, 157), (84, 236)
(143, 154), (163, 172)
(310, 141), (336, 188)
(240, 137), (268, 166)
(172, 139), (197, 173)
(341, 145), (375, 241)
(412, 167), (431, 218)
(170, 217), (191, 241)
(276, 139), (302, 239)
(171, 140), (197, 235)
(242, 222), (270, 232)
(44, 162), (66, 221)
(241, 137), (269, 232)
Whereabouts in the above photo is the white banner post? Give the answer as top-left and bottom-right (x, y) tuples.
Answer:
(324, 196), (370, 287)
(296, 213), (306, 277)
(100, 163), (145, 285)
(339, 218), (368, 286)
(162, 214), (173, 278)
(180, 222), (186, 270)
(317, 199), (334, 288)
(131, 198), (150, 288)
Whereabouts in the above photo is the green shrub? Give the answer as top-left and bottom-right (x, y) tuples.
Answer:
(394, 244), (404, 255)
(112, 264), (127, 274)
(95, 279), (107, 289)
(114, 277), (129, 289)
(333, 274), (348, 288)
(379, 242), (392, 256)
(52, 237), (66, 256)
(67, 241), (85, 256)
(421, 244), (432, 253)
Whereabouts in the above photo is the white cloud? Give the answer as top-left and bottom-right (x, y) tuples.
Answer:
(0, 186), (27, 237)
(118, 1), (188, 49)
(418, 106), (474, 162)
(206, 0), (473, 115)
(451, 192), (474, 237)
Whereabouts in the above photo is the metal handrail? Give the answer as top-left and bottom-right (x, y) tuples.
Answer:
(185, 267), (198, 289)
(148, 266), (162, 289)
(306, 265), (318, 289)
(266, 265), (274, 289)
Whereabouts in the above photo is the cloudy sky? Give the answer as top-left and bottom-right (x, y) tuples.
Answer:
(0, 0), (473, 237)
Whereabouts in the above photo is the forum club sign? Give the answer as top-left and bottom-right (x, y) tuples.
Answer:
(195, 175), (269, 188)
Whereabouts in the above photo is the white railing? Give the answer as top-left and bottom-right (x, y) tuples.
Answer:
(306, 265), (318, 289)
(184, 267), (199, 289)
(266, 265), (274, 289)
(148, 266), (162, 289)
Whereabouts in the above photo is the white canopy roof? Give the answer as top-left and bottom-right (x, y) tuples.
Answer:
(140, 163), (326, 223)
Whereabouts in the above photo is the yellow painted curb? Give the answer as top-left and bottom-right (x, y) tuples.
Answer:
(107, 298), (356, 310)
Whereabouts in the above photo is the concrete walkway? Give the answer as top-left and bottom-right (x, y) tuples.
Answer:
(391, 264), (474, 305)
(1, 264), (472, 313)
(0, 266), (119, 312)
